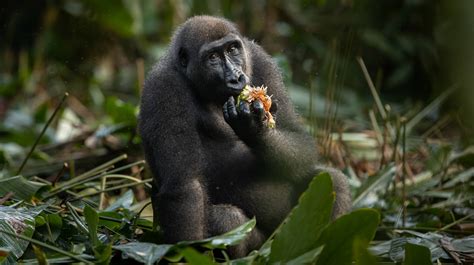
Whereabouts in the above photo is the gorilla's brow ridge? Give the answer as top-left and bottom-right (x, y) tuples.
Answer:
(199, 33), (241, 55)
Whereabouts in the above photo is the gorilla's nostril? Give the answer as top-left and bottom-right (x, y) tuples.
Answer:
(238, 74), (245, 82)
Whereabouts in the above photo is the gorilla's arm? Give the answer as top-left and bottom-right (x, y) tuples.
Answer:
(243, 41), (319, 182)
(139, 62), (207, 242)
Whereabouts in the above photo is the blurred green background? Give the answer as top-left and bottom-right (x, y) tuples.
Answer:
(0, 0), (473, 151)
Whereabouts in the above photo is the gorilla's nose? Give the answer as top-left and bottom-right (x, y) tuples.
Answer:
(226, 72), (248, 91)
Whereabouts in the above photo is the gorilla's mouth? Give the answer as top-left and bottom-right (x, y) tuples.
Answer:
(228, 86), (245, 96)
(225, 72), (249, 96)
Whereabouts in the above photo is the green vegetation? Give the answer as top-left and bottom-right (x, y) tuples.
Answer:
(1, 0), (473, 264)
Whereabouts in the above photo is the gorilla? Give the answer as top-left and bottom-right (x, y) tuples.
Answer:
(138, 16), (350, 257)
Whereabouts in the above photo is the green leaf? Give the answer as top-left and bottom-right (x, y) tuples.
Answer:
(35, 213), (63, 242)
(113, 242), (173, 265)
(354, 237), (376, 265)
(0, 175), (47, 201)
(228, 253), (259, 265)
(45, 213), (63, 242)
(315, 209), (380, 265)
(32, 244), (49, 265)
(83, 205), (99, 246)
(286, 246), (324, 265)
(181, 218), (256, 249)
(81, 1), (134, 36)
(105, 96), (137, 126)
(135, 218), (153, 231)
(84, 205), (112, 264)
(269, 173), (334, 263)
(93, 243), (112, 265)
(181, 247), (215, 265)
(403, 243), (432, 265)
(0, 206), (36, 264)
(98, 211), (124, 231)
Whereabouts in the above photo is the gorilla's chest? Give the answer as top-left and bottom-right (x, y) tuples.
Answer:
(197, 107), (257, 182)
(197, 105), (237, 142)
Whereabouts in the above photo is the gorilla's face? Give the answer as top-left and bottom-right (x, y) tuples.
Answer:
(186, 34), (250, 103)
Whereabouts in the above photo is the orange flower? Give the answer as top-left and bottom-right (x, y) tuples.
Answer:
(237, 85), (275, 128)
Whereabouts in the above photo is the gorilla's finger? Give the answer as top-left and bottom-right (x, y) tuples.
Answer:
(223, 102), (229, 121)
(251, 100), (265, 121)
(227, 97), (238, 119)
(270, 100), (278, 114)
(239, 101), (251, 117)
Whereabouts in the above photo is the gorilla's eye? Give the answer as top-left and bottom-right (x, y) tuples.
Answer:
(208, 52), (219, 63)
(227, 44), (239, 55)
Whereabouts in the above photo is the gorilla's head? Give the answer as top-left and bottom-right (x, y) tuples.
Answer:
(171, 16), (252, 103)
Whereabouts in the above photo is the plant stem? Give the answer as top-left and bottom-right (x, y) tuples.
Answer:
(16, 92), (69, 176)
(401, 117), (407, 227)
(71, 178), (153, 200)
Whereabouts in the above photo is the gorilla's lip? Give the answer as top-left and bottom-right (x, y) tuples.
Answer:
(228, 87), (244, 96)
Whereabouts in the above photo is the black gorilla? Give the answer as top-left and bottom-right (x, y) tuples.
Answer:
(138, 16), (350, 257)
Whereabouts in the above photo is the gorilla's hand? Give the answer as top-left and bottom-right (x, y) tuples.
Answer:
(223, 96), (269, 142)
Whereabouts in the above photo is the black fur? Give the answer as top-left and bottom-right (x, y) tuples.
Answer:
(138, 16), (351, 257)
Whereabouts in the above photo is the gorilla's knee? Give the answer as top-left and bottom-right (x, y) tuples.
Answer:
(314, 165), (352, 219)
(208, 204), (265, 257)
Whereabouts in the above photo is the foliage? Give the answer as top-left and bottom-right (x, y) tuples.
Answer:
(0, 0), (474, 264)
(0, 170), (381, 264)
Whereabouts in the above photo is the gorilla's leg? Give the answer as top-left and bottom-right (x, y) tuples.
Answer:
(151, 184), (160, 231)
(208, 204), (265, 258)
(313, 165), (352, 219)
(153, 179), (207, 242)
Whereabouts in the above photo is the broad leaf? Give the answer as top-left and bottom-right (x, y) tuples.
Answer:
(0, 206), (36, 264)
(315, 209), (380, 265)
(404, 243), (432, 265)
(354, 237), (376, 265)
(181, 247), (215, 265)
(286, 246), (324, 265)
(0, 175), (46, 201)
(269, 173), (334, 263)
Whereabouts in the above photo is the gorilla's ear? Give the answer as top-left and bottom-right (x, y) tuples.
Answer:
(178, 48), (188, 68)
